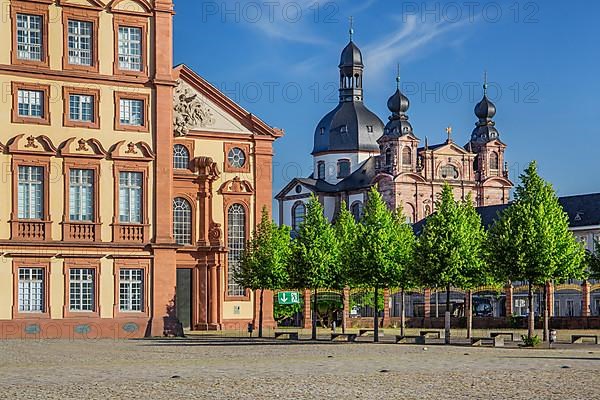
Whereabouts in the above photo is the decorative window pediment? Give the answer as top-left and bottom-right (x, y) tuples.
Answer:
(218, 177), (254, 196)
(109, 140), (154, 161)
(60, 138), (107, 159)
(7, 134), (57, 155)
(108, 0), (152, 15)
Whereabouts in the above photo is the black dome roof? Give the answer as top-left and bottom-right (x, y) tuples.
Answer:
(381, 86), (413, 138)
(339, 41), (363, 68)
(474, 95), (496, 120)
(313, 102), (384, 155)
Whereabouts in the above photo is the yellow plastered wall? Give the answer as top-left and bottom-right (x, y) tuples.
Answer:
(99, 258), (114, 318)
(49, 258), (64, 319)
(0, 256), (12, 320)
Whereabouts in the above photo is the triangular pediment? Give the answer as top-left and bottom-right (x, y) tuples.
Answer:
(275, 179), (316, 199)
(58, 0), (106, 10)
(430, 141), (472, 156)
(174, 65), (283, 138)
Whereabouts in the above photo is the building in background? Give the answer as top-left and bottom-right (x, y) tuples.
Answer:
(0, 0), (281, 339)
(276, 30), (512, 228)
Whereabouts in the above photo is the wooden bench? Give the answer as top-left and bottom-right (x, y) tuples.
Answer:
(358, 329), (384, 337)
(571, 335), (598, 344)
(395, 335), (426, 344)
(331, 333), (357, 342)
(274, 331), (299, 340)
(490, 332), (515, 342)
(420, 330), (442, 339)
(472, 336), (504, 347)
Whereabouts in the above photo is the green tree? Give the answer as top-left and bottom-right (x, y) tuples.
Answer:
(587, 239), (600, 279)
(332, 201), (358, 333)
(488, 161), (586, 339)
(237, 206), (292, 338)
(290, 195), (340, 340)
(354, 186), (414, 342)
(415, 184), (488, 344)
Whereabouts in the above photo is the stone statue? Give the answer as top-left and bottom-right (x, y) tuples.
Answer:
(173, 80), (214, 136)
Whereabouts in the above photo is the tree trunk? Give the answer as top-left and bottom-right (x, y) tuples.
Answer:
(445, 283), (451, 345)
(312, 288), (318, 340)
(466, 290), (473, 339)
(373, 287), (380, 343)
(341, 290), (346, 334)
(528, 281), (535, 339)
(258, 289), (264, 338)
(400, 288), (406, 337)
(543, 283), (549, 342)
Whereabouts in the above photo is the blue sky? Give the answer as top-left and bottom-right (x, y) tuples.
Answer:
(173, 0), (600, 200)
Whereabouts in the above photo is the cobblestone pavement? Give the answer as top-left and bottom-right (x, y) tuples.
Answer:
(1, 335), (599, 399)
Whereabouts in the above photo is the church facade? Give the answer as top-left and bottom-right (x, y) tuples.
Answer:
(277, 35), (512, 226)
(0, 0), (280, 339)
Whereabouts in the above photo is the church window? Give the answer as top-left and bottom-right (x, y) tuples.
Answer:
(350, 201), (363, 221)
(292, 202), (306, 231)
(490, 151), (499, 172)
(227, 147), (246, 168)
(402, 147), (412, 168)
(385, 149), (392, 166)
(227, 204), (246, 296)
(173, 144), (190, 169)
(337, 159), (351, 178)
(317, 161), (325, 179)
(173, 197), (192, 245)
(440, 164), (459, 180)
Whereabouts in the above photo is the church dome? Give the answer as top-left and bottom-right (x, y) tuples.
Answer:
(339, 41), (363, 68)
(313, 102), (384, 155)
(474, 95), (496, 120)
(381, 77), (413, 138)
(387, 88), (410, 114)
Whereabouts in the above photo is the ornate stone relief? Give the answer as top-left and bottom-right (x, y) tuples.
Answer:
(173, 80), (215, 136)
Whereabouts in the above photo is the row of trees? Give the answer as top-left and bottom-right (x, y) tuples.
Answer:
(237, 161), (593, 341)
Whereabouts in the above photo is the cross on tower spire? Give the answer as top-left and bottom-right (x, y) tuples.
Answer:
(483, 70), (488, 96)
(396, 63), (401, 89)
(349, 16), (354, 41)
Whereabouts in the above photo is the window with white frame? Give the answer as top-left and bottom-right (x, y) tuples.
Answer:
(337, 159), (351, 178)
(16, 14), (42, 61)
(119, 172), (142, 223)
(18, 166), (43, 219)
(119, 98), (144, 126)
(18, 89), (43, 118)
(69, 268), (94, 312)
(351, 201), (363, 222)
(317, 161), (325, 179)
(119, 269), (143, 312)
(69, 169), (94, 222)
(118, 26), (142, 71)
(18, 268), (44, 312)
(69, 94), (94, 122)
(227, 204), (246, 296)
(173, 145), (190, 169)
(173, 197), (192, 245)
(292, 202), (306, 231)
(67, 20), (92, 66)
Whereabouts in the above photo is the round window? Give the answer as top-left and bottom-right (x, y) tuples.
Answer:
(295, 185), (302, 194)
(227, 147), (246, 168)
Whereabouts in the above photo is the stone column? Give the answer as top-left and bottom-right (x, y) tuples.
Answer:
(383, 289), (391, 324)
(546, 281), (555, 317)
(343, 287), (350, 331)
(208, 264), (219, 330)
(424, 288), (431, 318)
(303, 289), (312, 329)
(505, 284), (513, 317)
(582, 281), (591, 317)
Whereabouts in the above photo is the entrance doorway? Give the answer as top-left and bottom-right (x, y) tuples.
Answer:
(176, 269), (192, 329)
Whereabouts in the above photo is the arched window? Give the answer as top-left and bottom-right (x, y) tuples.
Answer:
(404, 203), (416, 224)
(337, 159), (351, 178)
(292, 202), (306, 231)
(489, 151), (499, 172)
(440, 164), (459, 180)
(317, 161), (325, 180)
(351, 201), (363, 221)
(173, 197), (192, 245)
(402, 147), (412, 166)
(385, 148), (392, 166)
(227, 204), (246, 296)
(173, 144), (190, 170)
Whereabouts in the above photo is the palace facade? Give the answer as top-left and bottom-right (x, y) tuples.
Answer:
(0, 0), (281, 339)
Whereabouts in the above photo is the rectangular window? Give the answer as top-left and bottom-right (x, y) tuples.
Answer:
(119, 269), (143, 312)
(67, 20), (92, 66)
(69, 169), (94, 222)
(119, 172), (142, 223)
(18, 89), (43, 118)
(18, 268), (44, 312)
(119, 99), (144, 126)
(118, 26), (142, 71)
(18, 166), (43, 219)
(69, 94), (94, 122)
(69, 268), (94, 312)
(16, 14), (42, 61)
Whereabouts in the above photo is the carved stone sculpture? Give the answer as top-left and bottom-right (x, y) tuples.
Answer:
(173, 80), (215, 136)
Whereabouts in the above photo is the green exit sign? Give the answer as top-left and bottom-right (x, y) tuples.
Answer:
(277, 291), (300, 305)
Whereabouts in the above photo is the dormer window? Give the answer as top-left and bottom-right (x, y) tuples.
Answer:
(317, 161), (325, 180)
(367, 125), (373, 133)
(320, 127), (325, 135)
(337, 159), (351, 178)
(340, 125), (348, 134)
